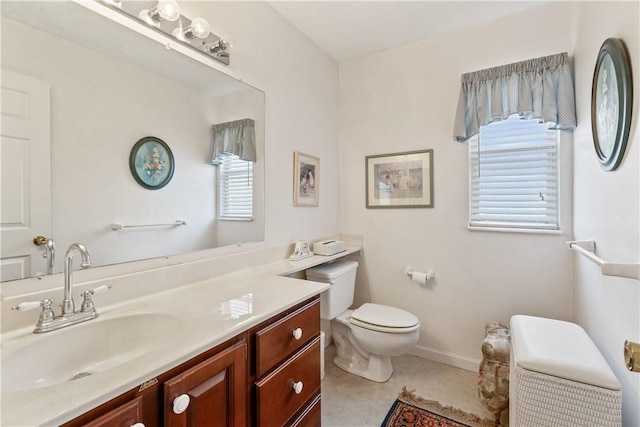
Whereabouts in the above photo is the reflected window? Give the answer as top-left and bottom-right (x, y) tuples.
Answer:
(221, 293), (254, 319)
(219, 154), (253, 220)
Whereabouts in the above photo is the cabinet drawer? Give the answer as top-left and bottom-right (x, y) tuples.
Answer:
(255, 337), (321, 426)
(83, 397), (143, 427)
(255, 299), (319, 377)
(287, 394), (321, 427)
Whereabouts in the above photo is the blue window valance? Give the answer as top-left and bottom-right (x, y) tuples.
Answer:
(210, 118), (256, 165)
(453, 52), (577, 142)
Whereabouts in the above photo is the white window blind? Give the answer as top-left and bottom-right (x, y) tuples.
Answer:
(219, 154), (253, 220)
(469, 116), (559, 230)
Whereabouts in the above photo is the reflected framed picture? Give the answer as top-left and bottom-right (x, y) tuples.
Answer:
(129, 136), (175, 190)
(366, 149), (433, 209)
(591, 38), (633, 171)
(293, 151), (319, 207)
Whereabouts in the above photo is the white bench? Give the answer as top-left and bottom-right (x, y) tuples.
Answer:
(510, 315), (622, 427)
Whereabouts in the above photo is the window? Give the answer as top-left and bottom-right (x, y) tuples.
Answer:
(469, 115), (559, 231)
(219, 154), (253, 220)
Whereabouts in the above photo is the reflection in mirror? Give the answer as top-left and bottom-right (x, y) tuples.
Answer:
(0, 1), (265, 282)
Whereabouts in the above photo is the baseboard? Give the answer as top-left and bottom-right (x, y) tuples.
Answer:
(409, 345), (480, 373)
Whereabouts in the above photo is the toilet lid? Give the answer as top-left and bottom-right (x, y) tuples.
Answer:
(350, 303), (419, 331)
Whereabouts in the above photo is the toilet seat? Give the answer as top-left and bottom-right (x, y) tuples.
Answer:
(349, 303), (420, 334)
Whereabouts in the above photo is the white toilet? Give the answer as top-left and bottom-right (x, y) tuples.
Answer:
(306, 260), (420, 382)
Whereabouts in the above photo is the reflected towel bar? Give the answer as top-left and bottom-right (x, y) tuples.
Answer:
(566, 240), (640, 280)
(111, 220), (186, 231)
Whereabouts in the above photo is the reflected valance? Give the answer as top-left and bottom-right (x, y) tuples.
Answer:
(211, 118), (256, 165)
(453, 52), (576, 142)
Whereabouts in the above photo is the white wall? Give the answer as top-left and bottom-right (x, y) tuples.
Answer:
(180, 1), (340, 247)
(571, 2), (640, 425)
(339, 2), (575, 370)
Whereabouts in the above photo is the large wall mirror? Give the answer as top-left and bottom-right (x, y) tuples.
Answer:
(0, 1), (265, 282)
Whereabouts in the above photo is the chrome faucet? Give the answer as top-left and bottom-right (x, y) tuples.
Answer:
(11, 243), (110, 333)
(43, 237), (56, 275)
(62, 243), (92, 315)
(33, 235), (56, 275)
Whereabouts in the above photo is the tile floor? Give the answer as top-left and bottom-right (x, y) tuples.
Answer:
(320, 344), (504, 426)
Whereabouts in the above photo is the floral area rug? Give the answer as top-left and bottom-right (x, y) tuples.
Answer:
(381, 387), (496, 427)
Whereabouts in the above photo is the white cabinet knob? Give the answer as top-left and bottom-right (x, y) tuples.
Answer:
(292, 381), (303, 394)
(292, 328), (303, 340)
(131, 423), (145, 427)
(172, 394), (190, 414)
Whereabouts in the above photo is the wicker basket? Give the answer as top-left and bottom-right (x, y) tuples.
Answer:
(511, 364), (621, 427)
(510, 315), (622, 427)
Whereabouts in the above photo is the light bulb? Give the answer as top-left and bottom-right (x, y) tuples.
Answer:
(139, 0), (180, 27)
(156, 0), (180, 21)
(202, 36), (234, 57)
(190, 18), (210, 39)
(172, 17), (210, 41)
(202, 38), (229, 55)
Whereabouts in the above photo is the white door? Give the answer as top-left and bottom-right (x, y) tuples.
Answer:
(1, 69), (51, 281)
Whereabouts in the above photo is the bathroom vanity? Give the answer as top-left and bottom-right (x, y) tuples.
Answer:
(1, 245), (361, 426)
(63, 297), (321, 427)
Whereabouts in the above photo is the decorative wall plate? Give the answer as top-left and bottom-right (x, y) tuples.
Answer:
(129, 136), (175, 189)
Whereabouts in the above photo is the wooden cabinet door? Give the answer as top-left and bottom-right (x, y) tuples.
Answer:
(82, 397), (143, 427)
(164, 340), (247, 427)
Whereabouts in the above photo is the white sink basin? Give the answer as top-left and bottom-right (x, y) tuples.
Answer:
(2, 312), (182, 391)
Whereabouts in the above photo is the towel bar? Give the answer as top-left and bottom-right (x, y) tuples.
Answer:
(111, 220), (186, 231)
(566, 240), (639, 280)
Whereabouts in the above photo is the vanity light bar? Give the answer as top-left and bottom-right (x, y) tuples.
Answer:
(98, 0), (230, 65)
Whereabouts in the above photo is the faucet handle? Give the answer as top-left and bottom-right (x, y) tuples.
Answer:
(39, 299), (55, 324)
(11, 301), (44, 311)
(81, 284), (111, 313)
(87, 284), (111, 295)
(12, 299), (55, 327)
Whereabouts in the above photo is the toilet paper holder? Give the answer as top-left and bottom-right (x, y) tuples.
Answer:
(405, 266), (435, 283)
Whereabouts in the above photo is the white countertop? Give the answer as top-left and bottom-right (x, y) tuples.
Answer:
(1, 248), (360, 426)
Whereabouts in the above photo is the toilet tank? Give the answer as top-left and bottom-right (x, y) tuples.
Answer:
(306, 260), (358, 320)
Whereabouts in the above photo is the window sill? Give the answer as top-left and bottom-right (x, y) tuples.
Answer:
(219, 217), (254, 222)
(467, 225), (564, 235)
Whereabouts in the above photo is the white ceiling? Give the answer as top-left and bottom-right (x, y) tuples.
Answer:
(268, 1), (550, 63)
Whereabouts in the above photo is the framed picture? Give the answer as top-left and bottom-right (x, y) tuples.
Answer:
(129, 136), (175, 190)
(293, 151), (319, 207)
(591, 38), (633, 171)
(366, 149), (433, 209)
